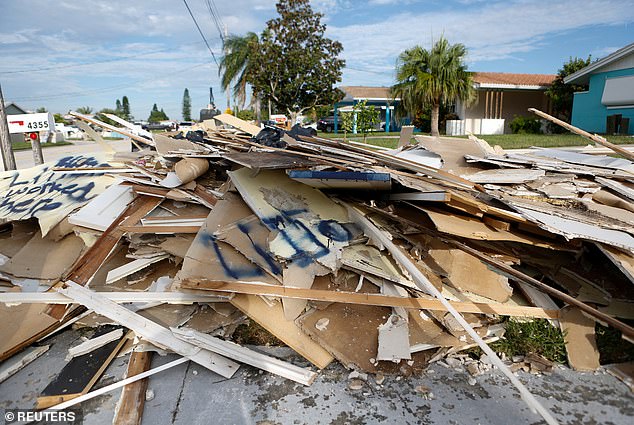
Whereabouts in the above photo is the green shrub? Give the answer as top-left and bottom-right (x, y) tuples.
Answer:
(510, 115), (542, 134)
(236, 109), (256, 121)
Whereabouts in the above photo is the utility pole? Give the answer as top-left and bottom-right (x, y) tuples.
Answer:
(224, 24), (230, 112)
(0, 83), (17, 171)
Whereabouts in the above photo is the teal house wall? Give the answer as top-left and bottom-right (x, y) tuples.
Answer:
(571, 68), (634, 134)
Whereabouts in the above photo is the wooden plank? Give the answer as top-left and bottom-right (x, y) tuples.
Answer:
(0, 291), (228, 305)
(68, 185), (135, 231)
(223, 151), (322, 170)
(37, 326), (128, 409)
(68, 328), (124, 359)
(171, 327), (317, 385)
(72, 120), (115, 153)
(112, 351), (153, 425)
(344, 203), (558, 425)
(70, 111), (151, 149)
(528, 108), (634, 162)
(57, 282), (240, 378)
(119, 225), (201, 234)
(229, 293), (334, 369)
(213, 113), (262, 136)
(181, 280), (559, 319)
(106, 255), (170, 284)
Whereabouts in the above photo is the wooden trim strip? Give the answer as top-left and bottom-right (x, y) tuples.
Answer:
(181, 280), (559, 319)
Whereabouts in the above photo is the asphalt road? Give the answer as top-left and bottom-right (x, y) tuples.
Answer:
(11, 138), (132, 170)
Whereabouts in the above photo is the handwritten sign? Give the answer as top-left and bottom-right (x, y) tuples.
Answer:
(0, 155), (114, 236)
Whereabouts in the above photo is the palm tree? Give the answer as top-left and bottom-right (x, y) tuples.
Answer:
(219, 32), (259, 109)
(392, 37), (474, 137)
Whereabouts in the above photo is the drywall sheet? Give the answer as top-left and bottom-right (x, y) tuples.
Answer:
(229, 168), (354, 271)
(0, 154), (113, 236)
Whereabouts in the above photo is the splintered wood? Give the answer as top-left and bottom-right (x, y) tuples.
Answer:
(1, 112), (633, 425)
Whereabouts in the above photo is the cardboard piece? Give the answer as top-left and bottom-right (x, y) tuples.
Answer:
(560, 306), (600, 371)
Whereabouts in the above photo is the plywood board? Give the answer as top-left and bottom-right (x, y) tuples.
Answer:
(597, 244), (634, 285)
(0, 231), (84, 280)
(230, 293), (334, 369)
(213, 113), (262, 135)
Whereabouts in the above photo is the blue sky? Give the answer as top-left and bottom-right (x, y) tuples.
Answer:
(1, 0), (632, 121)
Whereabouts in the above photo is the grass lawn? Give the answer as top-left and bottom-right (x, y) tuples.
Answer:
(12, 141), (73, 151)
(319, 132), (634, 150)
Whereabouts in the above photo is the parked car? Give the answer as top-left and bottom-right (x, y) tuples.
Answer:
(317, 116), (335, 132)
(142, 122), (171, 131)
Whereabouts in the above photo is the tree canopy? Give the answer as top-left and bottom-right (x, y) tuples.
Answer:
(248, 0), (345, 122)
(392, 37), (474, 137)
(148, 103), (169, 123)
(546, 56), (592, 129)
(219, 32), (260, 108)
(182, 88), (192, 121)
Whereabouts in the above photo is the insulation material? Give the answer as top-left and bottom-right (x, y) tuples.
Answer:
(161, 158), (210, 188)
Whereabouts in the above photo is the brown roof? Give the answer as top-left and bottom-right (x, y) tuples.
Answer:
(471, 72), (556, 87)
(341, 86), (393, 100)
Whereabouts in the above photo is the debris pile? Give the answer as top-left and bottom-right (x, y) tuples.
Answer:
(1, 110), (633, 423)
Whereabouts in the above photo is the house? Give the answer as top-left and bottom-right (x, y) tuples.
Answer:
(450, 72), (556, 135)
(4, 102), (29, 145)
(333, 86), (400, 133)
(565, 43), (634, 135)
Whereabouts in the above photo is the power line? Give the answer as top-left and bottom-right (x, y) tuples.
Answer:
(204, 0), (225, 43)
(10, 62), (212, 103)
(182, 0), (219, 66)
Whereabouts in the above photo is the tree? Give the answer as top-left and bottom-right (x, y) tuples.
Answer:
(182, 88), (192, 121)
(353, 100), (380, 142)
(53, 113), (68, 124)
(97, 108), (122, 126)
(392, 37), (474, 137)
(546, 56), (592, 131)
(248, 0), (345, 124)
(236, 109), (255, 121)
(76, 106), (93, 115)
(219, 32), (260, 109)
(148, 104), (169, 123)
(36, 107), (47, 113)
(115, 99), (122, 114)
(339, 111), (353, 142)
(122, 96), (131, 121)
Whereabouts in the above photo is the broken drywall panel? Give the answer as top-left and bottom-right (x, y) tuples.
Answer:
(58, 282), (240, 379)
(153, 134), (205, 156)
(213, 113), (262, 136)
(462, 169), (545, 184)
(0, 344), (50, 383)
(530, 149), (634, 173)
(388, 192), (450, 202)
(513, 205), (634, 251)
(160, 158), (210, 188)
(229, 168), (354, 271)
(596, 244), (634, 285)
(340, 244), (412, 287)
(409, 310), (460, 353)
(0, 155), (113, 236)
(582, 198), (634, 226)
(171, 327), (317, 385)
(159, 235), (195, 259)
(414, 135), (486, 175)
(420, 207), (551, 247)
(595, 177), (634, 202)
(105, 254), (170, 284)
(215, 214), (283, 281)
(592, 189), (634, 213)
(427, 247), (513, 303)
(397, 125), (415, 148)
(174, 192), (278, 287)
(230, 293), (334, 369)
(377, 282), (411, 362)
(67, 328), (124, 360)
(0, 231), (85, 281)
(560, 306), (600, 371)
(282, 261), (329, 321)
(287, 170), (392, 190)
(387, 145), (443, 169)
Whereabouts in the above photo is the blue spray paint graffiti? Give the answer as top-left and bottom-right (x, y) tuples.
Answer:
(236, 221), (283, 276)
(199, 232), (265, 280)
(0, 155), (108, 217)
